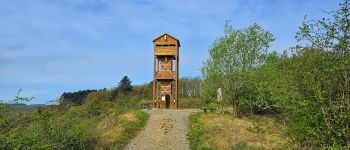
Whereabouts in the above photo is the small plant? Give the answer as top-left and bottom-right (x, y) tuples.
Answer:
(247, 122), (266, 134)
(232, 141), (263, 150)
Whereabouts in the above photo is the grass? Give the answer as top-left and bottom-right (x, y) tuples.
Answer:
(188, 113), (294, 150)
(96, 110), (149, 150)
(188, 113), (213, 150)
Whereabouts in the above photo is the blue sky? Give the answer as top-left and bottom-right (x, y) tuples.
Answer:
(0, 0), (341, 104)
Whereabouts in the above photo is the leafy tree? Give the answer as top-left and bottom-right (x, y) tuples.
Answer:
(118, 76), (133, 96)
(201, 22), (274, 116)
(246, 52), (287, 114)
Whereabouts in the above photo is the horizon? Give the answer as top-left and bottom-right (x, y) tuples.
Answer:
(0, 0), (341, 104)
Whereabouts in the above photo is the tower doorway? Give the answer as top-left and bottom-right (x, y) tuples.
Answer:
(165, 95), (170, 109)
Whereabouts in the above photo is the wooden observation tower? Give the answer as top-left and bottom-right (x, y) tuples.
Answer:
(153, 33), (180, 109)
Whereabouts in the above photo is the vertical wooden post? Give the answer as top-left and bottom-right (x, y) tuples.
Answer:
(176, 55), (179, 109)
(153, 56), (156, 108)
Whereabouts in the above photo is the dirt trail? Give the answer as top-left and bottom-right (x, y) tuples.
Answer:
(124, 109), (198, 150)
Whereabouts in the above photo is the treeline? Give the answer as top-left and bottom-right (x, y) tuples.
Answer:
(130, 77), (202, 100)
(60, 76), (133, 106)
(60, 76), (202, 107)
(179, 77), (202, 98)
(60, 89), (98, 105)
(201, 1), (350, 148)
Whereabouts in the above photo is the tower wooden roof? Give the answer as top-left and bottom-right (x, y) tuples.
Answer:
(153, 33), (180, 47)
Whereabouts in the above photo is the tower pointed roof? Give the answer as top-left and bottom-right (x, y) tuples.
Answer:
(153, 33), (180, 47)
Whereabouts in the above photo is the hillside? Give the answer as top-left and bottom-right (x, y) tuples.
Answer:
(0, 88), (148, 149)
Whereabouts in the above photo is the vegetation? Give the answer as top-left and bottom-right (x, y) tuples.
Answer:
(133, 81), (153, 100)
(0, 76), (204, 149)
(179, 77), (202, 99)
(201, 22), (274, 116)
(188, 113), (293, 150)
(60, 89), (98, 105)
(132, 77), (204, 108)
(178, 98), (202, 109)
(0, 76), (149, 150)
(96, 110), (148, 149)
(199, 0), (350, 148)
(117, 76), (133, 96)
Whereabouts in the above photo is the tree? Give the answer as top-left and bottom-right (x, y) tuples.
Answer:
(118, 76), (133, 96)
(296, 0), (350, 57)
(285, 0), (350, 148)
(201, 22), (274, 116)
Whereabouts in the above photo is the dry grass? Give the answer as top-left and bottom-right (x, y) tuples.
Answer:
(95, 110), (149, 150)
(97, 112), (116, 130)
(119, 112), (137, 122)
(97, 126), (125, 150)
(197, 113), (294, 149)
(96, 112), (126, 150)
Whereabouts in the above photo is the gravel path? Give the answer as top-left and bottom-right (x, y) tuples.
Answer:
(124, 109), (198, 150)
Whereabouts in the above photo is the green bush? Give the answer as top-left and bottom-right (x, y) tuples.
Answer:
(116, 95), (142, 109)
(0, 109), (97, 150)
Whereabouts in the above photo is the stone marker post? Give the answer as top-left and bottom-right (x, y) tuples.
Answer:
(217, 88), (224, 115)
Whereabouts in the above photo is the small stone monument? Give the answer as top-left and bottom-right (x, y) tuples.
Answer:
(217, 87), (224, 114)
(217, 88), (222, 102)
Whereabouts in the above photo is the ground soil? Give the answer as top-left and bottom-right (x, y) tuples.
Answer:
(124, 109), (198, 150)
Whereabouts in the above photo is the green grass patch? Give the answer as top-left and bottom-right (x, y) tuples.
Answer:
(188, 113), (216, 150)
(111, 111), (149, 149)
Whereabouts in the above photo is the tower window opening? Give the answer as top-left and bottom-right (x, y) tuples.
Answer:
(172, 59), (176, 71)
(156, 59), (161, 71)
(156, 44), (176, 47)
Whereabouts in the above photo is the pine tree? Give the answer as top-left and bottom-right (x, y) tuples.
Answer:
(118, 76), (133, 96)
